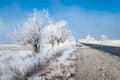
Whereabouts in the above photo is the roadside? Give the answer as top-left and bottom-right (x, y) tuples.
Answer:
(74, 45), (120, 80)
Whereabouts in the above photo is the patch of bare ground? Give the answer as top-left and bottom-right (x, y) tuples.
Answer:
(74, 45), (120, 80)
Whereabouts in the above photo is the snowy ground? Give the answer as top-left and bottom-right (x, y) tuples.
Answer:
(0, 43), (77, 80)
(0, 44), (22, 54)
(79, 40), (120, 47)
(98, 40), (120, 47)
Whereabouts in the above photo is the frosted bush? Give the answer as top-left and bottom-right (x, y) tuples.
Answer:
(0, 50), (42, 79)
(58, 48), (77, 66)
(0, 48), (73, 79)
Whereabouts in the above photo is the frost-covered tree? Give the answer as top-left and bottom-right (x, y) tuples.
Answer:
(101, 34), (108, 41)
(14, 9), (52, 53)
(42, 20), (75, 47)
(86, 34), (96, 42)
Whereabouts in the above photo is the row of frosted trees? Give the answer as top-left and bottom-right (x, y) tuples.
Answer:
(14, 10), (75, 53)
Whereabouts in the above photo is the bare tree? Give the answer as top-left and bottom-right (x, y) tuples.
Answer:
(14, 9), (52, 53)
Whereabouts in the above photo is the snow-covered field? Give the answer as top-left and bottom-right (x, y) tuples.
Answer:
(79, 40), (120, 47)
(98, 40), (120, 47)
(0, 43), (77, 80)
(0, 44), (21, 51)
(0, 44), (21, 55)
(79, 35), (120, 47)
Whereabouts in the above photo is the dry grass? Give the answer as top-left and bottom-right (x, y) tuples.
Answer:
(74, 45), (120, 80)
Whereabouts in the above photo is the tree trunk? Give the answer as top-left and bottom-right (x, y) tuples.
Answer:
(33, 43), (39, 53)
(34, 44), (37, 53)
(57, 39), (60, 46)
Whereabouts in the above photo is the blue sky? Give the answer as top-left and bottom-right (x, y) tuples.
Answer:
(0, 0), (120, 43)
